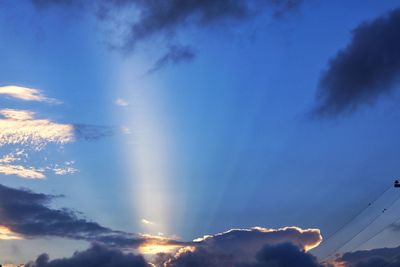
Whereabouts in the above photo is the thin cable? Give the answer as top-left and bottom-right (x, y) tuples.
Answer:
(323, 185), (391, 243)
(352, 214), (400, 252)
(328, 212), (384, 258)
(327, 191), (400, 259)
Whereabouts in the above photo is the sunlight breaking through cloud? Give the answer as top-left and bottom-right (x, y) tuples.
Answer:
(0, 225), (23, 240)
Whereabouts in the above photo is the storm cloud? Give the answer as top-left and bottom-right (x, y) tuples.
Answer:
(155, 226), (323, 266)
(240, 243), (324, 267)
(314, 7), (400, 117)
(25, 243), (149, 267)
(337, 245), (400, 267)
(161, 242), (323, 267)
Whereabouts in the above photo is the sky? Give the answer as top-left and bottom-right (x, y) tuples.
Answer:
(2, 1), (400, 266)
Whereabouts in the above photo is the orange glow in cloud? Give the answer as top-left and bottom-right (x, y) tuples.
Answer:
(138, 234), (184, 255)
(0, 226), (22, 240)
(139, 243), (182, 255)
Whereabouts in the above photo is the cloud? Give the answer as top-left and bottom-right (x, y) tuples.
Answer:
(0, 98), (117, 179)
(0, 184), (326, 267)
(192, 226), (322, 254)
(0, 226), (22, 240)
(313, 8), (400, 117)
(115, 98), (129, 107)
(99, 0), (304, 51)
(0, 85), (59, 103)
(153, 226), (323, 266)
(0, 109), (74, 149)
(0, 163), (44, 179)
(32, 0), (304, 71)
(25, 243), (149, 267)
(72, 124), (115, 141)
(147, 45), (195, 74)
(240, 243), (324, 267)
(337, 245), (400, 267)
(160, 246), (234, 267)
(0, 183), (325, 266)
(162, 242), (324, 267)
(141, 219), (156, 226)
(0, 109), (75, 179)
(0, 183), (160, 248)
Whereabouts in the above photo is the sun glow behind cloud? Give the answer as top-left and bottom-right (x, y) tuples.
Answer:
(0, 225), (22, 240)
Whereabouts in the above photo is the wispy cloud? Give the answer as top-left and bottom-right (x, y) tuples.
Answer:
(73, 124), (114, 141)
(51, 161), (78, 175)
(114, 98), (129, 107)
(0, 86), (75, 179)
(0, 85), (120, 179)
(0, 163), (45, 179)
(32, 0), (305, 72)
(0, 85), (59, 103)
(141, 218), (156, 226)
(147, 45), (195, 74)
(0, 109), (74, 149)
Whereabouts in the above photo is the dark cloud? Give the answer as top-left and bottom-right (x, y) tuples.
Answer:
(313, 8), (400, 117)
(112, 0), (254, 51)
(0, 184), (326, 267)
(31, 0), (304, 71)
(73, 124), (115, 141)
(99, 0), (304, 51)
(0, 183), (159, 248)
(337, 246), (400, 267)
(25, 243), (149, 267)
(240, 243), (324, 267)
(191, 226), (322, 260)
(147, 45), (195, 74)
(155, 227), (323, 266)
(390, 222), (400, 232)
(162, 247), (234, 267)
(162, 242), (323, 267)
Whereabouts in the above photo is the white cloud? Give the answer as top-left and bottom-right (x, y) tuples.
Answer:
(0, 86), (77, 180)
(192, 226), (322, 255)
(0, 164), (45, 179)
(0, 109), (74, 150)
(51, 161), (78, 176)
(0, 109), (75, 179)
(0, 109), (35, 120)
(115, 98), (129, 106)
(0, 85), (59, 103)
(141, 219), (156, 225)
(0, 150), (44, 179)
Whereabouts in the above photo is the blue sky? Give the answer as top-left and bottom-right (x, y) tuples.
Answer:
(2, 1), (400, 266)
